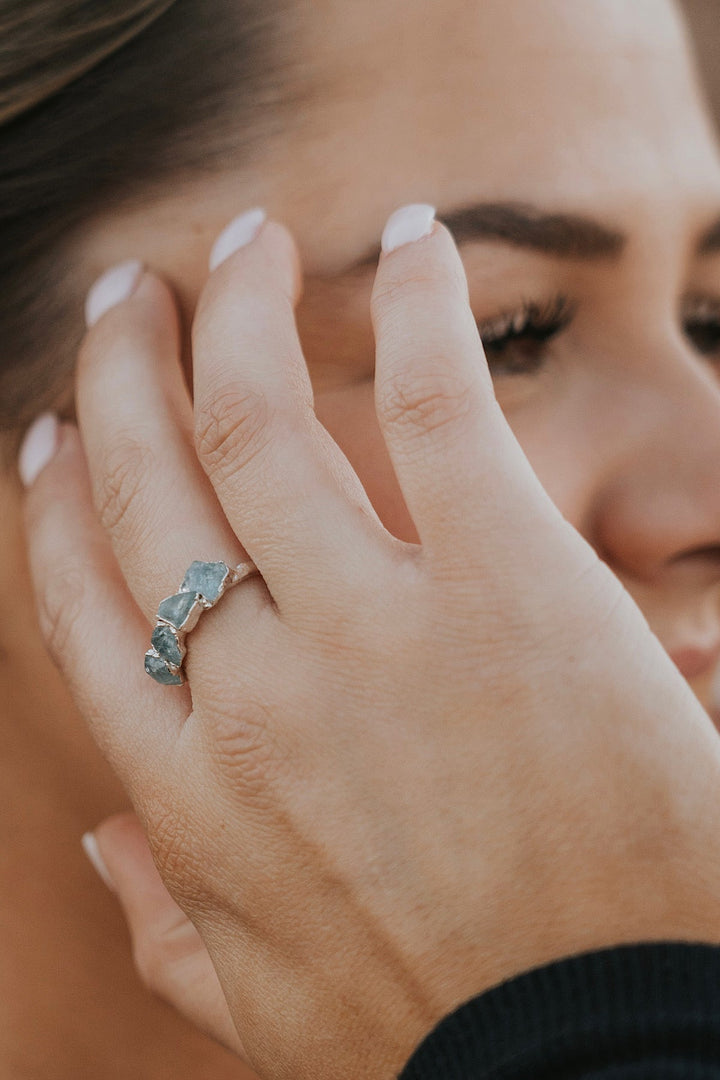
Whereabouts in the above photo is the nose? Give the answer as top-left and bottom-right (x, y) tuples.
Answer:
(591, 346), (720, 585)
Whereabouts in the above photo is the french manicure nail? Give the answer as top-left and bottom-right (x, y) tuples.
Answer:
(381, 203), (437, 254)
(82, 832), (116, 892)
(85, 259), (144, 328)
(18, 413), (60, 488)
(209, 208), (267, 272)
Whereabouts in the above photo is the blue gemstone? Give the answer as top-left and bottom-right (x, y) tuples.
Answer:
(181, 561), (229, 604)
(157, 591), (200, 630)
(151, 624), (184, 667)
(145, 651), (184, 686)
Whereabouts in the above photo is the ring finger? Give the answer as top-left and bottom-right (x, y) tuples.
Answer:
(77, 262), (263, 632)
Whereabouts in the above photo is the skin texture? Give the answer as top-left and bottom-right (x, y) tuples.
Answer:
(4, 0), (720, 1076)
(22, 208), (720, 1079)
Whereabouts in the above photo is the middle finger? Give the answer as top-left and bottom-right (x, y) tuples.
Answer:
(192, 214), (390, 618)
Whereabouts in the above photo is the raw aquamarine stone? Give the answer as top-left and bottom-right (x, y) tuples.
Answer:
(145, 651), (184, 686)
(158, 591), (200, 631)
(181, 561), (230, 604)
(151, 624), (184, 667)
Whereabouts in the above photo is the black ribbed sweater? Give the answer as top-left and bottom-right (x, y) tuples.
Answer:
(400, 942), (720, 1078)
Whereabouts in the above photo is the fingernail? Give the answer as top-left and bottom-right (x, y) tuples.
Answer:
(381, 203), (437, 254)
(82, 832), (116, 892)
(85, 259), (144, 328)
(209, 208), (267, 272)
(18, 412), (60, 488)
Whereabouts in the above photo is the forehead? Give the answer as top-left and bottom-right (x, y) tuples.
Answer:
(261, 0), (720, 270)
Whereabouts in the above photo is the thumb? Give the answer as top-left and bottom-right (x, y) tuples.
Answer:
(84, 812), (247, 1061)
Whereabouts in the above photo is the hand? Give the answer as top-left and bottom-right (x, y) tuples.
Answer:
(22, 206), (720, 1080)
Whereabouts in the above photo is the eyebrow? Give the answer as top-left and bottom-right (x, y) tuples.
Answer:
(343, 201), (627, 273)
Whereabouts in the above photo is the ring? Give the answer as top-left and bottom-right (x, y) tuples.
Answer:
(145, 559), (259, 686)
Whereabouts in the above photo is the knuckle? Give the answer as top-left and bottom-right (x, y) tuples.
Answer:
(133, 907), (212, 998)
(96, 439), (153, 536)
(133, 930), (171, 993)
(195, 386), (272, 482)
(36, 562), (87, 666)
(207, 699), (279, 799)
(147, 803), (204, 903)
(373, 268), (447, 312)
(133, 914), (194, 994)
(378, 366), (475, 436)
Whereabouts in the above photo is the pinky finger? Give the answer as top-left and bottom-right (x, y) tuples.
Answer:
(88, 813), (246, 1060)
(22, 421), (184, 798)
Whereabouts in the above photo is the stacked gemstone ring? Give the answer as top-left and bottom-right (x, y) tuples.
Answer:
(145, 559), (258, 686)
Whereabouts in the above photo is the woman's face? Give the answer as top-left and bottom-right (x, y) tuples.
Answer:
(80, 0), (720, 719)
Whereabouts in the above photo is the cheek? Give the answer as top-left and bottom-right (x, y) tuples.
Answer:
(494, 373), (615, 537)
(314, 380), (420, 543)
(507, 409), (585, 521)
(313, 373), (594, 546)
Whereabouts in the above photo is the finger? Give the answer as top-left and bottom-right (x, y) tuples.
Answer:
(77, 265), (257, 625)
(372, 205), (557, 566)
(193, 213), (390, 616)
(90, 813), (246, 1059)
(22, 423), (185, 792)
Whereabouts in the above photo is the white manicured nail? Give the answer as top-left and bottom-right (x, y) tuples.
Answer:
(82, 832), (116, 892)
(381, 203), (437, 254)
(85, 259), (144, 328)
(19, 413), (60, 488)
(209, 208), (267, 272)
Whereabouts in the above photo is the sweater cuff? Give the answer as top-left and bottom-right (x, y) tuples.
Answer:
(400, 941), (720, 1079)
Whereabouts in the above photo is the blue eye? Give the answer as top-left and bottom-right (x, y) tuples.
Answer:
(478, 295), (575, 376)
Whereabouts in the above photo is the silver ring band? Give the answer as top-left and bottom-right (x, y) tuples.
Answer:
(145, 559), (258, 686)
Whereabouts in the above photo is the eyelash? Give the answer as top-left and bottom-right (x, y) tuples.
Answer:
(477, 295), (575, 377)
(473, 292), (720, 380)
(682, 295), (720, 357)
